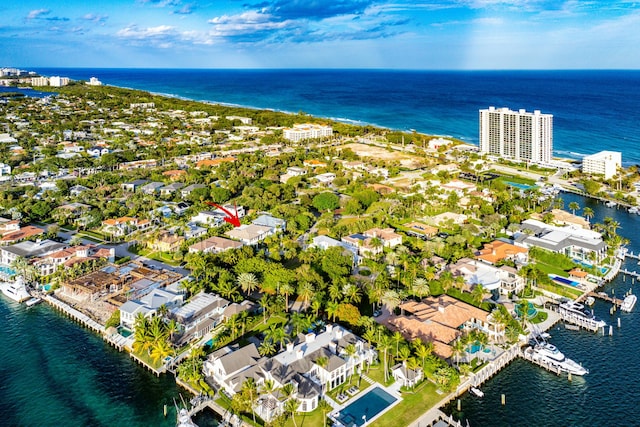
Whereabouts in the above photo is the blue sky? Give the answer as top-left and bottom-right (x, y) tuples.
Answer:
(2, 0), (640, 69)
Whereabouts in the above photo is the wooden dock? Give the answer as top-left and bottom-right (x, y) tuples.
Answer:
(521, 348), (563, 376)
(586, 291), (623, 307)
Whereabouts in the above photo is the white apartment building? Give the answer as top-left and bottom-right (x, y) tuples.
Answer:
(31, 77), (49, 86)
(87, 77), (102, 86)
(283, 124), (333, 142)
(479, 107), (553, 164)
(49, 76), (70, 87)
(582, 151), (621, 180)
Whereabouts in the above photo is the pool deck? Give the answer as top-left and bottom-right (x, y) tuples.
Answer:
(329, 380), (403, 427)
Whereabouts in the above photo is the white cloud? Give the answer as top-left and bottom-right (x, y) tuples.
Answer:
(207, 11), (292, 37)
(26, 9), (50, 20)
(116, 25), (176, 39)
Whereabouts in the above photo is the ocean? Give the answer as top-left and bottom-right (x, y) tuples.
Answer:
(30, 68), (640, 165)
(5, 69), (640, 426)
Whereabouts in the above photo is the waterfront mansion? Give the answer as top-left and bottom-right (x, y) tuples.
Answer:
(203, 324), (376, 422)
(514, 219), (607, 263)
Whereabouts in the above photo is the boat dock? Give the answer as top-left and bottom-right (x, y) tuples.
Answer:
(620, 269), (640, 279)
(520, 347), (564, 376)
(584, 291), (623, 307)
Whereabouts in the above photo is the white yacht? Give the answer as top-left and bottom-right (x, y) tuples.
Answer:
(629, 206), (639, 214)
(605, 201), (617, 208)
(530, 342), (589, 376)
(0, 276), (31, 303)
(558, 300), (607, 328)
(621, 294), (637, 313)
(176, 408), (199, 427)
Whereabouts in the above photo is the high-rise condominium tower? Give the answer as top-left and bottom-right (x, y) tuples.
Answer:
(479, 107), (553, 164)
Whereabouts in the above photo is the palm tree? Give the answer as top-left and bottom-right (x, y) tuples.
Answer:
(451, 338), (466, 367)
(343, 283), (362, 304)
(241, 378), (258, 424)
(568, 201), (580, 215)
(378, 334), (392, 383)
(265, 323), (288, 351)
(259, 294), (270, 323)
(583, 206), (594, 223)
(326, 301), (339, 322)
(150, 339), (173, 363)
(381, 289), (401, 313)
(318, 399), (332, 427)
(412, 277), (430, 299)
(284, 398), (300, 427)
(237, 272), (259, 295)
(414, 341), (433, 370)
(279, 281), (294, 312)
(392, 331), (404, 359)
(471, 284), (485, 305)
(259, 340), (277, 357)
(297, 282), (315, 308)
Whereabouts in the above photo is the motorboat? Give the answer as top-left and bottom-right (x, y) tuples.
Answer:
(26, 297), (42, 307)
(605, 201), (617, 208)
(176, 408), (199, 427)
(621, 294), (637, 313)
(629, 206), (639, 214)
(0, 276), (31, 303)
(529, 342), (588, 376)
(470, 387), (484, 398)
(585, 296), (595, 306)
(558, 300), (607, 328)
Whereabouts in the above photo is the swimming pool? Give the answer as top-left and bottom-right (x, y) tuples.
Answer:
(334, 387), (397, 426)
(0, 265), (16, 278)
(549, 274), (580, 287)
(504, 181), (536, 190)
(515, 301), (538, 319)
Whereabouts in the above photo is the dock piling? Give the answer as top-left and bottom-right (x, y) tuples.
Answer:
(618, 318), (621, 328)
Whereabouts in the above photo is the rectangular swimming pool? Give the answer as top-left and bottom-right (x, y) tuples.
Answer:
(335, 387), (397, 426)
(549, 274), (580, 287)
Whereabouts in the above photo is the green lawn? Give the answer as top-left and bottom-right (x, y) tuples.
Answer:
(533, 261), (570, 278)
(370, 381), (443, 427)
(535, 282), (582, 299)
(366, 364), (395, 387)
(284, 407), (328, 427)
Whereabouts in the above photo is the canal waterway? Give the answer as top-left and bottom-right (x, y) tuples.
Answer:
(445, 192), (640, 426)
(0, 295), (219, 427)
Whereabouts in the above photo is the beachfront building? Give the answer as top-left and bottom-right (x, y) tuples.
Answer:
(479, 106), (553, 165)
(203, 324), (375, 422)
(582, 151), (622, 180)
(514, 219), (607, 263)
(283, 124), (333, 142)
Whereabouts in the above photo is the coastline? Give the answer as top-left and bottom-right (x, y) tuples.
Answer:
(3, 75), (640, 426)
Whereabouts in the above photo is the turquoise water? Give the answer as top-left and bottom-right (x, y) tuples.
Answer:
(504, 181), (536, 190)
(336, 387), (396, 426)
(514, 302), (538, 319)
(0, 265), (16, 277)
(0, 298), (205, 426)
